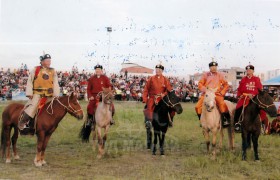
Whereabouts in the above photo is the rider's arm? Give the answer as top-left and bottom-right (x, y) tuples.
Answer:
(219, 74), (229, 96)
(198, 73), (207, 93)
(25, 68), (35, 98)
(142, 78), (151, 103)
(53, 69), (60, 97)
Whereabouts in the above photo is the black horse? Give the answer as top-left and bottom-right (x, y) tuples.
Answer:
(234, 90), (277, 161)
(145, 90), (183, 155)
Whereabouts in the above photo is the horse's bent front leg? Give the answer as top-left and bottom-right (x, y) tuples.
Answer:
(11, 126), (20, 160)
(101, 125), (110, 155)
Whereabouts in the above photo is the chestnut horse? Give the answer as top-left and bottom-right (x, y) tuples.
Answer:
(1, 92), (83, 166)
(80, 88), (114, 158)
(201, 88), (235, 159)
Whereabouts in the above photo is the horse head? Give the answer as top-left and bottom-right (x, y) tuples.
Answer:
(63, 92), (84, 119)
(253, 89), (277, 117)
(204, 88), (217, 112)
(101, 87), (114, 104)
(162, 90), (183, 114)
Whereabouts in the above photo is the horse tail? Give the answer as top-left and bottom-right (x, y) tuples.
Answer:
(79, 123), (92, 143)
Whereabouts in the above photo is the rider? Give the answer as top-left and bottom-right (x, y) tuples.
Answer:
(18, 54), (60, 135)
(86, 64), (115, 126)
(234, 63), (269, 133)
(270, 106), (280, 134)
(142, 63), (175, 127)
(195, 59), (230, 127)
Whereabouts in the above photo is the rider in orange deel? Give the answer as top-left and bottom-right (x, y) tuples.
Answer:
(195, 58), (231, 127)
(142, 63), (175, 127)
(234, 63), (270, 133)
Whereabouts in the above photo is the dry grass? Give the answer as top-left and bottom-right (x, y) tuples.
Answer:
(0, 101), (280, 179)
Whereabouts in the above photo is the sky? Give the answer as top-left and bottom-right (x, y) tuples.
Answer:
(0, 0), (279, 76)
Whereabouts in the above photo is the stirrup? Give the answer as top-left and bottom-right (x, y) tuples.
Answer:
(234, 123), (241, 132)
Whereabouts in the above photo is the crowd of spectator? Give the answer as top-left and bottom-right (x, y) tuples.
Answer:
(3, 65), (279, 103)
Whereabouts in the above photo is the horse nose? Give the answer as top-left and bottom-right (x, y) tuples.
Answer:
(77, 114), (84, 120)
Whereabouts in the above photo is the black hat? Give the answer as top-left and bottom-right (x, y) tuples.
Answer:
(209, 61), (218, 67)
(40, 54), (51, 61)
(155, 64), (164, 70)
(246, 64), (254, 70)
(94, 64), (103, 69)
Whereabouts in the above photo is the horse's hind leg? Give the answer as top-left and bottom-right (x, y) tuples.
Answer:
(4, 126), (12, 163)
(152, 129), (158, 155)
(252, 133), (260, 161)
(212, 130), (218, 159)
(218, 128), (224, 150)
(92, 122), (97, 150)
(11, 126), (20, 160)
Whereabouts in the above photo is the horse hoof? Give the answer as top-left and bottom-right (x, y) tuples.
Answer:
(14, 155), (20, 160)
(41, 160), (47, 165)
(5, 159), (11, 163)
(34, 161), (42, 167)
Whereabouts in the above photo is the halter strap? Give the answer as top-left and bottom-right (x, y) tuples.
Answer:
(250, 94), (275, 109)
(161, 93), (180, 108)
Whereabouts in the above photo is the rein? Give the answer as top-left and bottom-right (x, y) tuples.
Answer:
(251, 95), (275, 109)
(160, 94), (180, 108)
(46, 96), (83, 115)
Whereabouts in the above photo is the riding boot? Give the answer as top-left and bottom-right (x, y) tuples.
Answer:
(234, 108), (243, 132)
(86, 113), (93, 127)
(18, 112), (32, 130)
(197, 114), (202, 127)
(221, 112), (230, 127)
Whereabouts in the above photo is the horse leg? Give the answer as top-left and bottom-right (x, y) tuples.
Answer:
(252, 133), (260, 161)
(153, 129), (158, 155)
(212, 130), (217, 160)
(97, 127), (103, 159)
(218, 128), (224, 150)
(11, 126), (20, 160)
(92, 121), (97, 150)
(101, 125), (110, 156)
(241, 132), (248, 161)
(4, 126), (12, 163)
(34, 132), (45, 167)
(40, 134), (52, 165)
(160, 131), (166, 156)
(227, 124), (235, 150)
(247, 133), (251, 149)
(203, 129), (210, 153)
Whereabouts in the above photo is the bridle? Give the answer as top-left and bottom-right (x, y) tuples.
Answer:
(250, 94), (275, 109)
(46, 95), (83, 116)
(101, 91), (114, 105)
(160, 93), (180, 108)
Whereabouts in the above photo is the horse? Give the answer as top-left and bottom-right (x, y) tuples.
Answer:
(236, 90), (277, 161)
(1, 92), (84, 166)
(79, 87), (114, 158)
(200, 88), (235, 159)
(146, 90), (183, 156)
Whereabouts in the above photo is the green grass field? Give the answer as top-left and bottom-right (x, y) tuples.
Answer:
(0, 101), (280, 179)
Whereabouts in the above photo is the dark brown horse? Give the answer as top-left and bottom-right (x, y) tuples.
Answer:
(1, 92), (83, 166)
(235, 90), (277, 161)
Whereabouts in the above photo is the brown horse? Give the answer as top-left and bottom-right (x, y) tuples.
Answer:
(1, 92), (83, 166)
(80, 88), (114, 158)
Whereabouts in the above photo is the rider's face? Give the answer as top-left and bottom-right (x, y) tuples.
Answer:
(246, 69), (254, 76)
(41, 59), (51, 68)
(209, 66), (217, 73)
(95, 68), (102, 76)
(155, 68), (163, 76)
